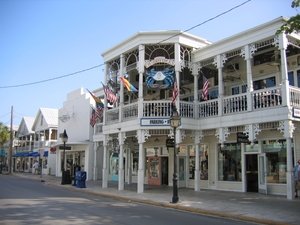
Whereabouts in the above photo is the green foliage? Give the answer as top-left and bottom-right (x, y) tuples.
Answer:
(0, 122), (10, 146)
(276, 0), (300, 35)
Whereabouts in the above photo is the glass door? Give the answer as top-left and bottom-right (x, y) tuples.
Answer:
(258, 153), (268, 194)
(178, 156), (186, 188)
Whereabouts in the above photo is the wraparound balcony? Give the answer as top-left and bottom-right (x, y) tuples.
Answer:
(103, 86), (300, 126)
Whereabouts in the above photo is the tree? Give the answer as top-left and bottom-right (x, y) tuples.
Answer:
(0, 122), (10, 147)
(276, 0), (300, 35)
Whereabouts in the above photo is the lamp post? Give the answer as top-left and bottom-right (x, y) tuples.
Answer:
(61, 129), (68, 184)
(170, 105), (181, 203)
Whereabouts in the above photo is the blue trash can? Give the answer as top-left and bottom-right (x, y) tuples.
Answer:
(75, 171), (86, 188)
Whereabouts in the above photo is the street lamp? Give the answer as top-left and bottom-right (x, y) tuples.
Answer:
(170, 105), (181, 203)
(61, 129), (68, 185)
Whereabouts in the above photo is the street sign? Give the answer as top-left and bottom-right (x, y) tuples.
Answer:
(166, 138), (174, 147)
(59, 146), (71, 150)
(237, 132), (250, 143)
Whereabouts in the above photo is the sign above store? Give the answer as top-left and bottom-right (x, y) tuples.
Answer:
(140, 118), (170, 126)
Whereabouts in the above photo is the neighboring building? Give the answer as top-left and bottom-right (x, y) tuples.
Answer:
(13, 117), (35, 172)
(97, 16), (300, 200)
(56, 88), (104, 181)
(31, 108), (58, 175)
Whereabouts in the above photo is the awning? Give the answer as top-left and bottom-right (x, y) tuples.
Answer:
(12, 151), (48, 157)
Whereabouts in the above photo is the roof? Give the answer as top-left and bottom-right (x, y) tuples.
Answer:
(17, 117), (35, 137)
(32, 108), (58, 131)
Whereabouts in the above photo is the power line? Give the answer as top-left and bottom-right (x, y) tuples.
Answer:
(0, 0), (251, 89)
(0, 64), (104, 89)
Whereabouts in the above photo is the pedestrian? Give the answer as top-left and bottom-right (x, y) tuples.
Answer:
(33, 161), (39, 174)
(294, 159), (300, 198)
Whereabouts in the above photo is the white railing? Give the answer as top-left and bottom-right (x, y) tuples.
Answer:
(180, 102), (195, 118)
(106, 108), (119, 124)
(223, 93), (247, 114)
(252, 86), (282, 110)
(290, 86), (300, 107)
(198, 99), (218, 118)
(143, 101), (172, 117)
(123, 103), (138, 120)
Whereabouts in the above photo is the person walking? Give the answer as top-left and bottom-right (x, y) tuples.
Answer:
(33, 161), (39, 174)
(294, 159), (300, 198)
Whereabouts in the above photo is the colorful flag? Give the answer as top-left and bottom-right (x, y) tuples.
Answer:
(87, 89), (104, 108)
(171, 80), (178, 105)
(102, 82), (118, 104)
(119, 77), (138, 92)
(202, 75), (210, 101)
(90, 108), (98, 127)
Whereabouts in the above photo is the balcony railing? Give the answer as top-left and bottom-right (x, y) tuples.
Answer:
(102, 86), (300, 125)
(33, 140), (57, 149)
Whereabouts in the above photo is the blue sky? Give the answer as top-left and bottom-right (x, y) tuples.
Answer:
(0, 0), (296, 127)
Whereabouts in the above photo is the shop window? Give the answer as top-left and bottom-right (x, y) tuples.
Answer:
(218, 143), (242, 181)
(253, 77), (276, 90)
(264, 139), (289, 184)
(188, 144), (208, 180)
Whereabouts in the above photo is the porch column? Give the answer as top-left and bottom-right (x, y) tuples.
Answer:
(102, 135), (108, 188)
(137, 129), (145, 193)
(195, 142), (200, 191)
(244, 45), (254, 111)
(278, 33), (290, 107)
(118, 132), (125, 191)
(138, 44), (145, 118)
(192, 61), (199, 118)
(127, 148), (132, 184)
(174, 43), (181, 109)
(280, 120), (295, 200)
(119, 54), (125, 122)
(93, 142), (98, 181)
(217, 54), (224, 116)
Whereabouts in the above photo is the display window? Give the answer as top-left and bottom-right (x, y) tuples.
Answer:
(218, 143), (242, 182)
(263, 139), (291, 184)
(188, 144), (209, 180)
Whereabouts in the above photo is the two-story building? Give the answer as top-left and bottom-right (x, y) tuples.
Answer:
(97, 16), (300, 200)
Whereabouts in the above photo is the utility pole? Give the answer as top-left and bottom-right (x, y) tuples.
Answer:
(9, 106), (13, 174)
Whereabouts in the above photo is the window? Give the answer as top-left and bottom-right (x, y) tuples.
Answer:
(288, 71), (295, 86)
(218, 143), (242, 181)
(232, 87), (239, 95)
(264, 139), (290, 184)
(253, 77), (276, 90)
(188, 144), (208, 180)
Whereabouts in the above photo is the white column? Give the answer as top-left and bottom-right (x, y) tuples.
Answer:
(127, 148), (132, 184)
(279, 33), (290, 107)
(138, 45), (145, 118)
(286, 137), (293, 200)
(194, 142), (200, 191)
(137, 130), (145, 193)
(118, 132), (124, 191)
(93, 142), (98, 181)
(119, 54), (125, 122)
(174, 43), (181, 109)
(102, 136), (108, 188)
(217, 54), (224, 116)
(244, 45), (254, 112)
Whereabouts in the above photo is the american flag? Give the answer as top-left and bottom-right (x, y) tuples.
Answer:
(102, 82), (118, 104)
(202, 75), (210, 101)
(90, 108), (98, 127)
(171, 80), (179, 105)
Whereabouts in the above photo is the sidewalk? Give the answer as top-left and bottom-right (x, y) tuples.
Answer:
(6, 172), (300, 225)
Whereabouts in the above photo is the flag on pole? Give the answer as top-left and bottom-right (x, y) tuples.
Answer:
(90, 108), (98, 127)
(101, 82), (118, 104)
(87, 89), (104, 116)
(119, 77), (138, 92)
(202, 75), (210, 101)
(171, 80), (179, 105)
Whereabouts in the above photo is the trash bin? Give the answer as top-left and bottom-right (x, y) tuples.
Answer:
(75, 171), (86, 188)
(61, 170), (72, 185)
(71, 165), (81, 186)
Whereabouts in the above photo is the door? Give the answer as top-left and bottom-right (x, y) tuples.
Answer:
(178, 156), (186, 188)
(148, 156), (161, 185)
(258, 153), (268, 194)
(246, 154), (258, 192)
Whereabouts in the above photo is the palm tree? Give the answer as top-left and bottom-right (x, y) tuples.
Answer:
(0, 122), (10, 172)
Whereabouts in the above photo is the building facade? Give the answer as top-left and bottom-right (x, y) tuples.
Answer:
(97, 16), (300, 200)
